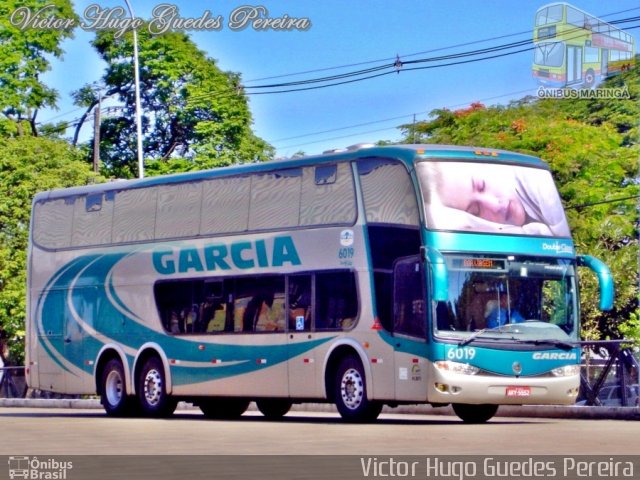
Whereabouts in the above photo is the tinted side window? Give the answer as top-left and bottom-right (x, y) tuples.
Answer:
(299, 163), (356, 226)
(112, 187), (157, 243)
(33, 198), (75, 249)
(156, 182), (202, 239)
(315, 271), (358, 330)
(233, 276), (286, 332)
(249, 169), (302, 230)
(200, 176), (251, 235)
(155, 271), (358, 334)
(358, 158), (419, 226)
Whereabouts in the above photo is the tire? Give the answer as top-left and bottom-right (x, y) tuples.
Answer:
(334, 355), (382, 423)
(256, 399), (293, 419)
(101, 358), (139, 417)
(584, 69), (596, 88)
(137, 357), (177, 418)
(452, 403), (498, 423)
(199, 398), (250, 419)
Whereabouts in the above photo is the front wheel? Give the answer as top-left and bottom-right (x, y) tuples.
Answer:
(334, 356), (382, 423)
(452, 403), (498, 423)
(137, 357), (177, 418)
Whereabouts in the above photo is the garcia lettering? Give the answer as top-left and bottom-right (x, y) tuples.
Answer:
(153, 236), (301, 274)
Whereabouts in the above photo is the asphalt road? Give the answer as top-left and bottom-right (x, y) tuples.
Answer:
(1, 407), (638, 455)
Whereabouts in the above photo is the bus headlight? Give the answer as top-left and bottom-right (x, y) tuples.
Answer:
(434, 361), (479, 375)
(551, 365), (580, 377)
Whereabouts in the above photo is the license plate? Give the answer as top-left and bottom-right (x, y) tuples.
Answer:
(506, 386), (531, 398)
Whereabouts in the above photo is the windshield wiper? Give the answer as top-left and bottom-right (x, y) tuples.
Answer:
(458, 326), (506, 347)
(515, 339), (576, 350)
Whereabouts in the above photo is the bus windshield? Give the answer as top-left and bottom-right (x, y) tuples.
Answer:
(434, 256), (577, 343)
(534, 42), (565, 67)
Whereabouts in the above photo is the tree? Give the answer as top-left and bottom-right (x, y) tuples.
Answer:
(0, 0), (77, 136)
(399, 68), (639, 341)
(75, 28), (273, 178)
(0, 136), (101, 363)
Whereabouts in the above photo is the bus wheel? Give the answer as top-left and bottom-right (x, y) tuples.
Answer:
(452, 403), (498, 423)
(584, 69), (596, 88)
(101, 359), (137, 416)
(199, 398), (250, 419)
(256, 399), (293, 419)
(334, 356), (382, 423)
(138, 357), (177, 418)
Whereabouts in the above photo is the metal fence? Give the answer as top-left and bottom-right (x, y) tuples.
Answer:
(579, 340), (640, 407)
(0, 366), (26, 398)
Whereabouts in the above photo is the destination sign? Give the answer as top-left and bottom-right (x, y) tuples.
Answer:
(449, 257), (506, 271)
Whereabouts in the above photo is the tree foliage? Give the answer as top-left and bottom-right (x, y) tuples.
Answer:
(0, 136), (101, 363)
(77, 28), (273, 178)
(0, 0), (77, 136)
(400, 66), (640, 340)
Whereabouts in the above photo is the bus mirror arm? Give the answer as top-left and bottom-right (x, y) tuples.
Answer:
(421, 246), (448, 302)
(577, 254), (614, 311)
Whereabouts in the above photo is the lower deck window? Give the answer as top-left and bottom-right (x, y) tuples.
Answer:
(154, 270), (358, 334)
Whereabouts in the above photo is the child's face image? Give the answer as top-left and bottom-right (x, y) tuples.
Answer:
(435, 164), (527, 226)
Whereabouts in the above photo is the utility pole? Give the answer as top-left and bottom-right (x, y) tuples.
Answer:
(412, 114), (416, 144)
(123, 0), (144, 179)
(93, 93), (101, 173)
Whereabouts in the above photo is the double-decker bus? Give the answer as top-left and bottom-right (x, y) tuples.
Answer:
(533, 2), (635, 88)
(26, 144), (613, 423)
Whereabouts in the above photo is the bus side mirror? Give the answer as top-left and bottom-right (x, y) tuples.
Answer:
(421, 246), (448, 302)
(577, 255), (614, 311)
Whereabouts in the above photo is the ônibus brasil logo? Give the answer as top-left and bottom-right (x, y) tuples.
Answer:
(8, 456), (73, 480)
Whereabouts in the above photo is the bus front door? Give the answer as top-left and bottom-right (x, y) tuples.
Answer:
(567, 45), (583, 84)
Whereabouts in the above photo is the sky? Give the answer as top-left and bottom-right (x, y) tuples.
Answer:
(35, 0), (640, 158)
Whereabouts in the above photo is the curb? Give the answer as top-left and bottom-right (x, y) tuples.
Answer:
(1, 398), (639, 420)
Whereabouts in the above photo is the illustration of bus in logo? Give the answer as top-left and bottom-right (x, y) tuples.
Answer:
(8, 457), (29, 479)
(533, 3), (635, 88)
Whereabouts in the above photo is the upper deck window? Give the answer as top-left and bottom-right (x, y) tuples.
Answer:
(357, 158), (419, 226)
(32, 162), (356, 250)
(536, 5), (563, 26)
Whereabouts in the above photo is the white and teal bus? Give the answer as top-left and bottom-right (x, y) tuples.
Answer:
(26, 145), (613, 423)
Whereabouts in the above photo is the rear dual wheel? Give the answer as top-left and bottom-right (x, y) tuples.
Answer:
(101, 358), (139, 417)
(138, 357), (177, 418)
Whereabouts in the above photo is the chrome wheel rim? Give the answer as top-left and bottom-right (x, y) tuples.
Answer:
(105, 370), (124, 407)
(340, 367), (364, 410)
(143, 369), (163, 406)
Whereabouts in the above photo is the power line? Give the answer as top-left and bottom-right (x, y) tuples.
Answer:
(243, 6), (640, 84)
(242, 19), (640, 95)
(36, 10), (640, 140)
(567, 194), (640, 210)
(275, 88), (537, 150)
(177, 12), (640, 103)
